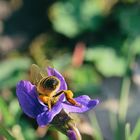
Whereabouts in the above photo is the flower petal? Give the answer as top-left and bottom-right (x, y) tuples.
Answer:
(36, 94), (64, 126)
(67, 129), (77, 140)
(47, 67), (67, 91)
(62, 95), (99, 113)
(16, 80), (45, 118)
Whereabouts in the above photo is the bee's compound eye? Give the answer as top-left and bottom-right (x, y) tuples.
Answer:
(43, 77), (59, 90)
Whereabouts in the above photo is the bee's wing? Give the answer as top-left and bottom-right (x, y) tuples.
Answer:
(42, 60), (55, 75)
(30, 64), (47, 85)
(30, 60), (54, 85)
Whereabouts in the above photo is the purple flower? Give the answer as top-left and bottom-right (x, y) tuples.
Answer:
(67, 129), (79, 140)
(16, 67), (99, 127)
(67, 125), (82, 140)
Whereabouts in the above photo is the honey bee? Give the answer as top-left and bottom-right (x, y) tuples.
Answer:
(30, 62), (80, 110)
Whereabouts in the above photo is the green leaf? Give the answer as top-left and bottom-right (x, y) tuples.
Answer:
(49, 0), (104, 37)
(49, 2), (80, 38)
(125, 123), (131, 140)
(130, 118), (140, 140)
(19, 120), (37, 140)
(0, 125), (15, 140)
(58, 131), (68, 140)
(85, 47), (126, 77)
(69, 65), (101, 94)
(0, 58), (31, 89)
(0, 97), (14, 126)
(118, 6), (140, 36)
(131, 36), (140, 55)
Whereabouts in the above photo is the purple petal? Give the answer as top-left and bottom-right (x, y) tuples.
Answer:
(47, 67), (67, 91)
(16, 80), (45, 118)
(67, 126), (81, 140)
(36, 94), (65, 126)
(62, 95), (99, 113)
(67, 129), (77, 140)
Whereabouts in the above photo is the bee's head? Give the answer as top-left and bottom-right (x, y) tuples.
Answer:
(42, 76), (60, 91)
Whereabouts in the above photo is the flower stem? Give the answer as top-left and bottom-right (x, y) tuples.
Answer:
(51, 110), (82, 140)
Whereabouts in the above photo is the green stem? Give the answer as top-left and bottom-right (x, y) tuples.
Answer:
(88, 112), (103, 140)
(125, 123), (131, 140)
(117, 40), (134, 140)
(51, 110), (81, 140)
(130, 118), (140, 140)
(118, 76), (131, 122)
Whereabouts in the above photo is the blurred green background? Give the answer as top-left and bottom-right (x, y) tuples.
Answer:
(0, 0), (140, 140)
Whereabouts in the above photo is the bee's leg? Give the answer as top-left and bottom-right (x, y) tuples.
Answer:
(47, 100), (51, 111)
(63, 90), (81, 107)
(39, 95), (51, 110)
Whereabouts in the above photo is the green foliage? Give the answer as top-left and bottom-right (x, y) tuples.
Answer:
(0, 97), (15, 126)
(49, 0), (104, 37)
(130, 118), (140, 140)
(0, 58), (31, 89)
(0, 125), (15, 140)
(0, 0), (140, 140)
(69, 65), (101, 95)
(85, 47), (126, 76)
(117, 5), (140, 36)
(125, 119), (140, 140)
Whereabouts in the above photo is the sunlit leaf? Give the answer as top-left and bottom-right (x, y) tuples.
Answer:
(85, 47), (126, 77)
(125, 123), (131, 140)
(49, 0), (107, 37)
(131, 36), (140, 55)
